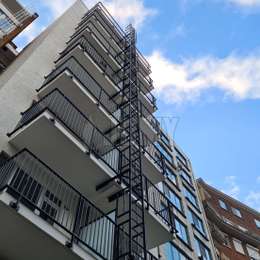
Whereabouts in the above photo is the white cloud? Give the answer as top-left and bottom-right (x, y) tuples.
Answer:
(227, 0), (260, 7)
(102, 0), (157, 28)
(257, 176), (260, 183)
(147, 50), (260, 104)
(245, 191), (260, 211)
(42, 0), (156, 29)
(221, 176), (240, 199)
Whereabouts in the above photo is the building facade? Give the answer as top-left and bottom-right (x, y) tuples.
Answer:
(0, 1), (215, 259)
(197, 179), (260, 260)
(0, 0), (38, 73)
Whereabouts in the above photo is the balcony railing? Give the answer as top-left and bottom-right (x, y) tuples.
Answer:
(77, 3), (151, 75)
(0, 149), (158, 260)
(140, 102), (160, 133)
(59, 35), (156, 108)
(141, 131), (166, 174)
(0, 149), (116, 260)
(8, 89), (120, 174)
(71, 17), (153, 88)
(7, 90), (174, 230)
(59, 35), (122, 86)
(142, 176), (175, 232)
(40, 56), (121, 122)
(48, 54), (158, 132)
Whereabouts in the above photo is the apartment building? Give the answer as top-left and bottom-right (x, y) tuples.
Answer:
(0, 1), (216, 259)
(198, 179), (260, 260)
(0, 0), (38, 73)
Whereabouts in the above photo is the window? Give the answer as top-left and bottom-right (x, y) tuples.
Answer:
(247, 244), (260, 259)
(195, 237), (212, 260)
(166, 167), (178, 186)
(175, 147), (189, 168)
(233, 239), (245, 254)
(156, 142), (173, 163)
(163, 184), (183, 212)
(175, 218), (189, 245)
(180, 170), (193, 186)
(255, 219), (260, 229)
(8, 168), (42, 210)
(183, 186), (199, 208)
(160, 132), (171, 148)
(219, 200), (228, 210)
(165, 243), (190, 260)
(231, 207), (242, 218)
(222, 233), (231, 247)
(0, 10), (14, 33)
(40, 190), (62, 224)
(188, 209), (206, 236)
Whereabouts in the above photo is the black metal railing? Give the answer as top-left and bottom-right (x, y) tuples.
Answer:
(8, 89), (120, 174)
(40, 56), (121, 122)
(0, 149), (116, 260)
(72, 17), (153, 88)
(141, 131), (166, 174)
(0, 149), (159, 260)
(70, 19), (124, 66)
(142, 176), (175, 232)
(59, 34), (156, 108)
(59, 35), (122, 87)
(42, 63), (156, 131)
(77, 2), (151, 75)
(140, 102), (160, 133)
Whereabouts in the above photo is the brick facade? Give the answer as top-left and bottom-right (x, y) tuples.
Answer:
(197, 179), (260, 260)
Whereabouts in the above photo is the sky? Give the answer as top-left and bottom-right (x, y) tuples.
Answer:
(15, 0), (260, 211)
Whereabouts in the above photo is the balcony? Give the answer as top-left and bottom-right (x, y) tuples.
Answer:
(0, 1), (38, 47)
(38, 56), (120, 132)
(41, 55), (159, 138)
(0, 149), (158, 260)
(58, 34), (156, 111)
(77, 3), (152, 81)
(6, 90), (174, 247)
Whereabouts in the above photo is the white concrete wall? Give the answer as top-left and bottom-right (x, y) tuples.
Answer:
(0, 0), (87, 155)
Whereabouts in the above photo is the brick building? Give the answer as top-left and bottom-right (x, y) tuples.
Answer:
(197, 178), (260, 260)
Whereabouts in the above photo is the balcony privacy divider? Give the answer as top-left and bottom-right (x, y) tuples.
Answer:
(0, 149), (158, 260)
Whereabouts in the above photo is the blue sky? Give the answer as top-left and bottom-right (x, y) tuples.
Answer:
(15, 0), (260, 211)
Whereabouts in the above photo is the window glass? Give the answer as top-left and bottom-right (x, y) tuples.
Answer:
(175, 218), (189, 245)
(231, 207), (242, 218)
(163, 184), (183, 212)
(0, 10), (14, 33)
(183, 186), (199, 208)
(175, 147), (188, 168)
(233, 239), (245, 254)
(165, 243), (189, 260)
(156, 142), (173, 163)
(195, 237), (212, 260)
(181, 170), (193, 186)
(223, 233), (231, 247)
(255, 219), (260, 228)
(160, 132), (171, 148)
(247, 244), (259, 259)
(166, 167), (178, 185)
(188, 209), (206, 236)
(219, 200), (227, 210)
